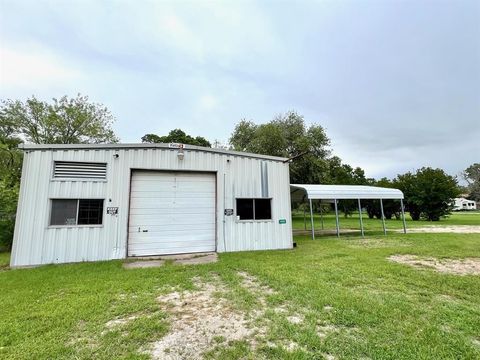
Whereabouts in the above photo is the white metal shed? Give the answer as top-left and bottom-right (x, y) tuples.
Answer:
(11, 143), (293, 267)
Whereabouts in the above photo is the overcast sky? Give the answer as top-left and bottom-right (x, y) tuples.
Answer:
(1, 0), (479, 180)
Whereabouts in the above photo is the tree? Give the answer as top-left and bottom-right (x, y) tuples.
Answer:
(141, 129), (211, 147)
(0, 133), (22, 250)
(327, 156), (370, 216)
(395, 167), (459, 221)
(0, 180), (18, 250)
(229, 111), (331, 184)
(0, 95), (119, 144)
(364, 178), (401, 220)
(462, 163), (480, 203)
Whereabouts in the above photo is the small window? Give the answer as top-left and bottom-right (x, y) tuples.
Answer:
(236, 198), (272, 220)
(50, 199), (104, 226)
(78, 199), (104, 225)
(237, 199), (254, 220)
(50, 199), (78, 225)
(255, 199), (271, 220)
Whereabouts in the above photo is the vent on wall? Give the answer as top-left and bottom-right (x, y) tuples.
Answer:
(53, 161), (107, 180)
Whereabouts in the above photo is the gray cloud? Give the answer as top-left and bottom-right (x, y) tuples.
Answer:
(1, 0), (479, 179)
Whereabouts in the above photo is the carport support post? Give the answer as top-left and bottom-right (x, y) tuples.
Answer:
(320, 200), (324, 230)
(380, 198), (387, 235)
(303, 207), (306, 230)
(309, 198), (315, 240)
(334, 199), (340, 237)
(400, 199), (407, 234)
(358, 199), (364, 237)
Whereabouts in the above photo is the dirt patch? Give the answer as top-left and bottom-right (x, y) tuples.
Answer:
(148, 272), (312, 358)
(348, 238), (412, 248)
(388, 255), (480, 275)
(150, 278), (265, 359)
(174, 253), (218, 265)
(237, 271), (276, 296)
(287, 314), (304, 324)
(123, 260), (164, 269)
(403, 225), (480, 234)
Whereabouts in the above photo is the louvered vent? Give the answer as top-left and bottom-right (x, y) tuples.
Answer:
(53, 161), (107, 180)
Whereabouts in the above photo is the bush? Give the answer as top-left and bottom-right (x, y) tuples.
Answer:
(0, 180), (18, 250)
(395, 167), (459, 221)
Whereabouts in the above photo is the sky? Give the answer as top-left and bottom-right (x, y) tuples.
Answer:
(0, 0), (479, 180)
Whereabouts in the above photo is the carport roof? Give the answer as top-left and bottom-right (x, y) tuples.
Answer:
(290, 184), (404, 200)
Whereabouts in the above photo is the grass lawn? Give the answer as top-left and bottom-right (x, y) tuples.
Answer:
(0, 213), (479, 359)
(292, 210), (480, 234)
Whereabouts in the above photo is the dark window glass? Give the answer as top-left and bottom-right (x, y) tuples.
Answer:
(236, 198), (272, 220)
(78, 199), (104, 225)
(50, 200), (78, 225)
(254, 199), (271, 220)
(236, 199), (254, 220)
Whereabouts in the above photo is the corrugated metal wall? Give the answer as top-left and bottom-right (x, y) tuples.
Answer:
(10, 147), (292, 267)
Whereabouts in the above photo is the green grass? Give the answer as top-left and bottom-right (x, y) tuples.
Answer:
(292, 210), (480, 234)
(0, 213), (479, 359)
(0, 252), (10, 269)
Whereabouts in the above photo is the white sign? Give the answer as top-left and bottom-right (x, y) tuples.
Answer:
(168, 143), (184, 149)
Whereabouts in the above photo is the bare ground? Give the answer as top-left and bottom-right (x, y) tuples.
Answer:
(402, 225), (480, 234)
(151, 279), (261, 359)
(146, 272), (316, 359)
(388, 255), (480, 275)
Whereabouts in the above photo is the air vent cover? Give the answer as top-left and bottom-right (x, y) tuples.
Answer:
(53, 161), (107, 180)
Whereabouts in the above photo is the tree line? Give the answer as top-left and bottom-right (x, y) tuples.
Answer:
(1, 95), (478, 249)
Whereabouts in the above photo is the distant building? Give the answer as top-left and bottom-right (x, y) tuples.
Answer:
(452, 197), (477, 211)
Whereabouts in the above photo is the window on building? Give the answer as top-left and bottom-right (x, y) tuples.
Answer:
(50, 199), (104, 226)
(236, 198), (272, 220)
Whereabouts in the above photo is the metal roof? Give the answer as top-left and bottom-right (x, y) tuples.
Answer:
(18, 143), (288, 162)
(290, 184), (404, 200)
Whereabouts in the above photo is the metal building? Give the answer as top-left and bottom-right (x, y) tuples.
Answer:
(10, 143), (293, 267)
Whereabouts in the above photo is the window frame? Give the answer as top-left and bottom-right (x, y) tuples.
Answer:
(48, 198), (105, 228)
(235, 197), (273, 222)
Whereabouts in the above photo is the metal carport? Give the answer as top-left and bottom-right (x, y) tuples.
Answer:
(290, 184), (406, 239)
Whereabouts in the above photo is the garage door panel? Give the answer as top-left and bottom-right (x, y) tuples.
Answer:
(130, 190), (215, 198)
(130, 197), (214, 207)
(128, 171), (216, 256)
(129, 218), (215, 227)
(128, 207), (216, 216)
(129, 245), (214, 257)
(128, 223), (215, 231)
(128, 237), (215, 247)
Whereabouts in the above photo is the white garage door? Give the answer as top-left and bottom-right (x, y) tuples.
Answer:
(128, 171), (216, 256)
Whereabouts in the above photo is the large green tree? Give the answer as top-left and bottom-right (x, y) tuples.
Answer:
(0, 95), (119, 144)
(327, 156), (371, 216)
(230, 111), (331, 184)
(462, 163), (480, 203)
(142, 129), (211, 147)
(0, 130), (22, 250)
(364, 178), (401, 220)
(395, 167), (459, 221)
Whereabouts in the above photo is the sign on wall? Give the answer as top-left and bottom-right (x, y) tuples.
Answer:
(224, 209), (234, 216)
(107, 207), (118, 215)
(279, 219), (287, 224)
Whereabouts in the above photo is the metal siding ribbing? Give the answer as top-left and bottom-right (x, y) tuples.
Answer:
(11, 147), (292, 267)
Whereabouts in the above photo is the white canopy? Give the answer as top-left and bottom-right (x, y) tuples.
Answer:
(290, 184), (404, 200)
